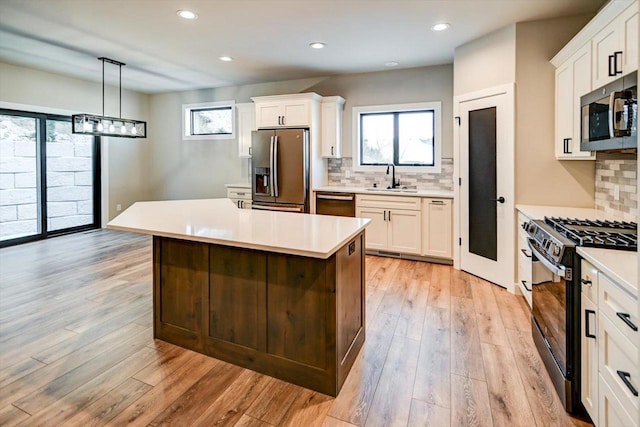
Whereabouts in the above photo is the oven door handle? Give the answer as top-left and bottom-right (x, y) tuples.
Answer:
(527, 238), (566, 278)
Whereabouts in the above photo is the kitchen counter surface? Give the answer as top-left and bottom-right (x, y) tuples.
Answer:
(314, 185), (454, 198)
(107, 198), (370, 259)
(516, 204), (623, 221)
(577, 247), (638, 297)
(225, 182), (251, 188)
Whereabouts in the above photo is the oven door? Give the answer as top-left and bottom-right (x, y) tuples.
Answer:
(528, 239), (568, 376)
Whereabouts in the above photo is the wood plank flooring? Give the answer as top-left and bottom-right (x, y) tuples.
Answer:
(0, 229), (592, 426)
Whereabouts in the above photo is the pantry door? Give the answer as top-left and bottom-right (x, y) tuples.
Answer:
(456, 84), (515, 289)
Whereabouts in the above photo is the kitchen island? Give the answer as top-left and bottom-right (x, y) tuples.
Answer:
(107, 198), (370, 396)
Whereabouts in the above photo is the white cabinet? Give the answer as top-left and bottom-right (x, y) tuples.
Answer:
(579, 258), (639, 427)
(355, 194), (421, 255)
(320, 96), (345, 158)
(516, 211), (533, 307)
(226, 184), (252, 209)
(592, 1), (639, 88)
(421, 198), (452, 259)
(554, 44), (595, 160)
(252, 93), (322, 128)
(236, 103), (255, 158)
(581, 260), (600, 422)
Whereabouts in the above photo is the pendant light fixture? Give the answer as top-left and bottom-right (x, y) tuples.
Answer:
(72, 57), (147, 138)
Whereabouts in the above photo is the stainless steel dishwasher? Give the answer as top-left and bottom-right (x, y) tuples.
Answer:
(315, 192), (355, 217)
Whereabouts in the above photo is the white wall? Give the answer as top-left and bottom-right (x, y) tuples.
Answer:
(0, 61), (151, 221)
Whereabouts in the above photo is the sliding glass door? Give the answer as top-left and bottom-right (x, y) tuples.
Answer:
(0, 109), (100, 246)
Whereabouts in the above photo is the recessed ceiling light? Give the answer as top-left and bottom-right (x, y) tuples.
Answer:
(219, 56), (233, 62)
(177, 10), (198, 20)
(385, 61), (399, 67)
(431, 23), (450, 32)
(309, 42), (326, 49)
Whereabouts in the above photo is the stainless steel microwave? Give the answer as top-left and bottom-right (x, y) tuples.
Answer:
(580, 71), (637, 151)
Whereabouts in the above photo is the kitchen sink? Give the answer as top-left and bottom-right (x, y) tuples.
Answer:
(365, 188), (418, 193)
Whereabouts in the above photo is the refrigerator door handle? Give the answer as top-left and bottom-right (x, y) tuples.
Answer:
(273, 135), (279, 198)
(269, 136), (274, 197)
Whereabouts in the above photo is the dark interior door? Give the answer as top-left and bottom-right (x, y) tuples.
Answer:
(468, 107), (497, 261)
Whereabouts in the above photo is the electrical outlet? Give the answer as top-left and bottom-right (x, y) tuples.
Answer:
(613, 185), (620, 201)
(345, 169), (351, 178)
(116, 204), (122, 211)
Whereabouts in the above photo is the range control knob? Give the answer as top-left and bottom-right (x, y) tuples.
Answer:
(553, 244), (561, 257)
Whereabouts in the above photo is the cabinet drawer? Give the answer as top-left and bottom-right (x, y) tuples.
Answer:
(581, 259), (599, 303)
(599, 272), (639, 346)
(356, 194), (420, 211)
(599, 373), (638, 427)
(227, 189), (252, 200)
(599, 312), (639, 420)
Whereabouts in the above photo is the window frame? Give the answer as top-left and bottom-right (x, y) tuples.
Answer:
(352, 101), (442, 173)
(182, 101), (236, 141)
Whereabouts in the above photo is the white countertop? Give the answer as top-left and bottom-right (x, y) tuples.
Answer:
(516, 204), (623, 221)
(107, 198), (370, 259)
(314, 185), (454, 199)
(577, 247), (638, 297)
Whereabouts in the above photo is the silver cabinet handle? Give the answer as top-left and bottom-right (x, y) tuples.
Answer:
(317, 194), (354, 201)
(430, 200), (444, 205)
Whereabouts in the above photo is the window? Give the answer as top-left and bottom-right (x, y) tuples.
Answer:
(353, 102), (441, 172)
(182, 101), (235, 140)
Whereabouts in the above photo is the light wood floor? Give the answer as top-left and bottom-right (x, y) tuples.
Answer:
(0, 229), (592, 427)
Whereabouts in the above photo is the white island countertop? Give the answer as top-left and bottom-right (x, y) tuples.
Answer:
(107, 198), (370, 259)
(314, 186), (454, 198)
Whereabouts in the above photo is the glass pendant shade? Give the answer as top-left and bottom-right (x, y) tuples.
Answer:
(72, 57), (147, 139)
(72, 114), (147, 138)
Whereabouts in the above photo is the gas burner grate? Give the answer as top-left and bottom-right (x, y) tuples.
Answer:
(544, 216), (637, 251)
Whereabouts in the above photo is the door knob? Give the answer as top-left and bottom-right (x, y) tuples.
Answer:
(491, 197), (505, 203)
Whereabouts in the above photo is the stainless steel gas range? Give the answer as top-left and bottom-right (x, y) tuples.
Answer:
(524, 216), (637, 414)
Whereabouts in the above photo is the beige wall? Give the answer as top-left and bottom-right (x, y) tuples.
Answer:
(454, 25), (516, 96)
(308, 65), (454, 158)
(514, 15), (595, 207)
(148, 65), (453, 200)
(0, 61), (151, 221)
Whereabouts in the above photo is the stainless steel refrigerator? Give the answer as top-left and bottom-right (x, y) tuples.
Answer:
(251, 129), (309, 213)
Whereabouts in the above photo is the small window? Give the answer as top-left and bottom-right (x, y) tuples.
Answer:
(353, 102), (441, 172)
(182, 101), (235, 140)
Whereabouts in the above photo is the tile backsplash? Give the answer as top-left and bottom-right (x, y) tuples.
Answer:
(595, 157), (637, 222)
(327, 158), (454, 191)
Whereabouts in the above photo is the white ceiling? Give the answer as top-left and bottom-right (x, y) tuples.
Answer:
(0, 0), (607, 94)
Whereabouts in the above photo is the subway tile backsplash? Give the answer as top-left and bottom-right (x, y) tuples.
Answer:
(595, 158), (637, 222)
(327, 158), (454, 191)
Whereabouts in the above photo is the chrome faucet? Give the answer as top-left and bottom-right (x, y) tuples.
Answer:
(386, 164), (399, 189)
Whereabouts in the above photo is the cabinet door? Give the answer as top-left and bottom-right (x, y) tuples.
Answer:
(598, 374), (637, 427)
(619, 1), (639, 75)
(282, 100), (310, 127)
(592, 23), (621, 88)
(321, 100), (342, 158)
(355, 207), (387, 250)
(581, 293), (599, 423)
(388, 209), (421, 255)
(237, 103), (255, 158)
(422, 199), (452, 259)
(555, 45), (595, 160)
(255, 102), (283, 128)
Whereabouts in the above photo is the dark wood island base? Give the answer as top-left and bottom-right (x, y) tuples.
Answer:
(152, 231), (366, 397)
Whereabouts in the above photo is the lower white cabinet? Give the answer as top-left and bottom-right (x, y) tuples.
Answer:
(580, 258), (639, 427)
(226, 185), (252, 209)
(355, 194), (421, 255)
(516, 211), (533, 307)
(421, 198), (452, 259)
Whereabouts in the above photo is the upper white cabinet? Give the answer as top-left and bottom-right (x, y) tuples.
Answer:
(551, 0), (638, 161)
(252, 93), (322, 128)
(236, 103), (255, 158)
(592, 1), (639, 88)
(320, 96), (345, 158)
(555, 44), (595, 160)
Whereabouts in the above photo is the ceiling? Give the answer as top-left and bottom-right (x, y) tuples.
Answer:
(0, 0), (607, 94)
